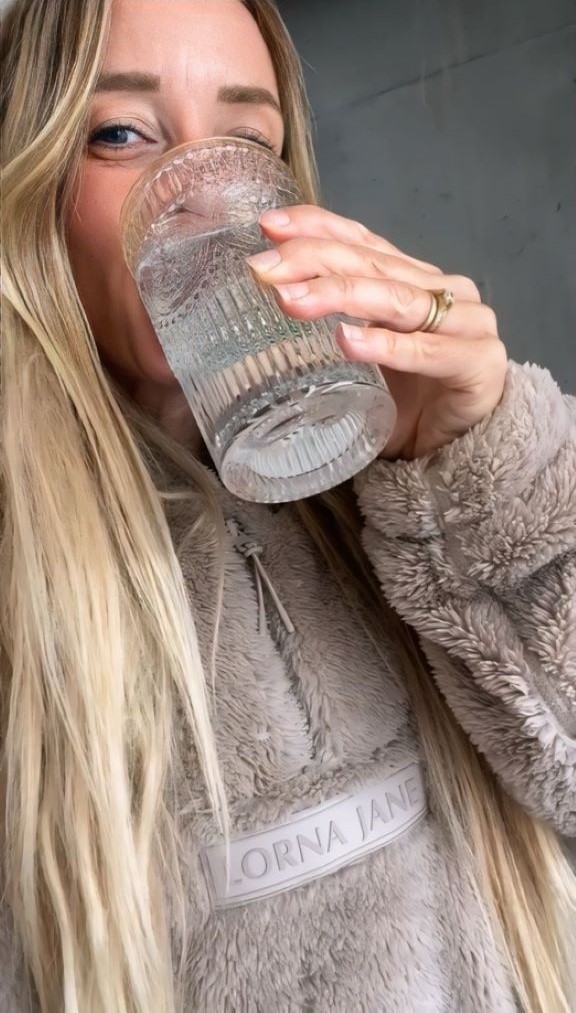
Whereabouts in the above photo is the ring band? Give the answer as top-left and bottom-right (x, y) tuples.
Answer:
(420, 288), (455, 333)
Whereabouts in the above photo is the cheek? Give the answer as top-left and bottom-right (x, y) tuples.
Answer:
(66, 165), (173, 383)
(68, 165), (127, 290)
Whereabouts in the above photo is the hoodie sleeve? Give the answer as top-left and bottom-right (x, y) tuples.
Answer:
(353, 359), (576, 835)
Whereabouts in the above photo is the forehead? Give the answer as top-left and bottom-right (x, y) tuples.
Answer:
(104, 0), (279, 94)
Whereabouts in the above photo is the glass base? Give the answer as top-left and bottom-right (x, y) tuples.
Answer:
(218, 379), (396, 503)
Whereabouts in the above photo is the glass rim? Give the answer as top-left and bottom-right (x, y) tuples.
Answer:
(119, 134), (286, 274)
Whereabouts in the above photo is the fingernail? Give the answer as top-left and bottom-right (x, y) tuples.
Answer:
(246, 248), (282, 272)
(259, 208), (291, 227)
(337, 322), (365, 342)
(274, 282), (310, 301)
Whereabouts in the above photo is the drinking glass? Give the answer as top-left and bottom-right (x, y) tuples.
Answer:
(120, 136), (397, 503)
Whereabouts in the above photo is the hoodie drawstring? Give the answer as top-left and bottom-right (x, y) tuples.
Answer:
(226, 518), (295, 636)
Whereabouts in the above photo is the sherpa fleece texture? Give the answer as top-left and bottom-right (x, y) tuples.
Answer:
(1, 360), (574, 1012)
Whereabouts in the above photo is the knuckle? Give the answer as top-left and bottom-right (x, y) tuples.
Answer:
(490, 335), (508, 367)
(337, 274), (356, 301)
(421, 336), (443, 362)
(331, 273), (348, 300)
(368, 254), (393, 278)
(401, 334), (431, 364)
(455, 275), (481, 302)
(475, 333), (507, 366)
(387, 282), (417, 320)
(424, 261), (444, 276)
(384, 330), (401, 357)
(482, 305), (499, 334)
(351, 218), (371, 242)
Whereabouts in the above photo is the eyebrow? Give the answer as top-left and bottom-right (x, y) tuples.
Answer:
(219, 83), (282, 116)
(94, 72), (282, 114)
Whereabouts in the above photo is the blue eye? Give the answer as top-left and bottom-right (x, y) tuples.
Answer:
(89, 121), (145, 147)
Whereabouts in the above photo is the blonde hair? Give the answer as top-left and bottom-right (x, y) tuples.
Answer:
(1, 0), (574, 1010)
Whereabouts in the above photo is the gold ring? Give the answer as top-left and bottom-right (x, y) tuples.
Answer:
(420, 288), (455, 333)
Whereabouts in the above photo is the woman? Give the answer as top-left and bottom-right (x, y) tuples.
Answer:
(1, 0), (574, 1010)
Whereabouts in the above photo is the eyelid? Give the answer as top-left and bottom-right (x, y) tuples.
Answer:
(234, 127), (277, 152)
(88, 120), (281, 156)
(89, 118), (151, 140)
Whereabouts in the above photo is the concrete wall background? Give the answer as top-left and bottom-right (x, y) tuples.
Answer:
(278, 0), (575, 391)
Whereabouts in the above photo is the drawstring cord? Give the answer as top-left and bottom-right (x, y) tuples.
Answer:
(226, 518), (295, 635)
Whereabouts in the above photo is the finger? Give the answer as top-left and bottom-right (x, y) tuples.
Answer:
(246, 236), (481, 303)
(270, 275), (498, 337)
(334, 324), (508, 383)
(258, 204), (444, 276)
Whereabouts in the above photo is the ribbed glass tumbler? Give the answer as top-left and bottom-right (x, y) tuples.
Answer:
(120, 136), (397, 502)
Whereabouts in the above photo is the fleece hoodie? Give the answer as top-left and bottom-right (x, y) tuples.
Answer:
(2, 359), (575, 1012)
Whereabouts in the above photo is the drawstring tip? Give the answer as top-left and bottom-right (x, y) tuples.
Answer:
(253, 556), (295, 635)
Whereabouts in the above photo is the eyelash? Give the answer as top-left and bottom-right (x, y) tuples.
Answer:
(88, 119), (277, 153)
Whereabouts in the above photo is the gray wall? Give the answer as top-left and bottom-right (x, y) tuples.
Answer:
(278, 0), (575, 391)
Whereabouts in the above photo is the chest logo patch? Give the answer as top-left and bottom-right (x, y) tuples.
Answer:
(201, 761), (427, 908)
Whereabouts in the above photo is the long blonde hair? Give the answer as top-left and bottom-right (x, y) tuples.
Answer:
(1, 1), (574, 1010)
